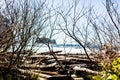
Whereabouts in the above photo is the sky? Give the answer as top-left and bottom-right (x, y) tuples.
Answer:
(48, 0), (120, 44)
(0, 0), (120, 44)
(49, 0), (105, 44)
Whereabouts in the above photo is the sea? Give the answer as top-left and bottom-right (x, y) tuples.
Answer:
(30, 43), (99, 54)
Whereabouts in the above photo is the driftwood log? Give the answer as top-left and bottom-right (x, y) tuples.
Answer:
(19, 62), (57, 69)
(18, 69), (52, 79)
(40, 51), (62, 55)
(73, 66), (102, 75)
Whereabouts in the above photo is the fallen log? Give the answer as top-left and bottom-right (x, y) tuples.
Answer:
(29, 70), (59, 75)
(18, 69), (52, 79)
(40, 51), (62, 55)
(73, 66), (102, 75)
(38, 78), (47, 80)
(19, 62), (57, 70)
(40, 71), (59, 75)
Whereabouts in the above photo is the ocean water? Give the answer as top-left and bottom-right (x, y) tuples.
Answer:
(30, 44), (97, 54)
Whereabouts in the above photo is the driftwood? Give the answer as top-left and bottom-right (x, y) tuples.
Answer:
(40, 51), (62, 55)
(0, 51), (103, 80)
(18, 69), (52, 79)
(73, 66), (102, 75)
(30, 69), (59, 75)
(39, 71), (59, 75)
(19, 62), (57, 70)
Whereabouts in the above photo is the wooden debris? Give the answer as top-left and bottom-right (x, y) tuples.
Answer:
(40, 51), (62, 55)
(73, 66), (102, 75)
(0, 51), (102, 79)
(18, 69), (52, 78)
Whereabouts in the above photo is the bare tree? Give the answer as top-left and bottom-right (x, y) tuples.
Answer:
(56, 0), (120, 65)
(57, 0), (95, 64)
(85, 0), (120, 66)
(0, 14), (14, 53)
(106, 0), (120, 37)
(0, 0), (50, 69)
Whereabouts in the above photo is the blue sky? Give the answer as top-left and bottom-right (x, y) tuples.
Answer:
(0, 0), (120, 44)
(49, 0), (105, 44)
(47, 0), (120, 44)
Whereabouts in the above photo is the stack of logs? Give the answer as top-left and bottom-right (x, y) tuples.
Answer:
(0, 51), (102, 80)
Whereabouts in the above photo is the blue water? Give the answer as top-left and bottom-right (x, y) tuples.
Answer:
(35, 43), (99, 49)
(31, 43), (99, 54)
